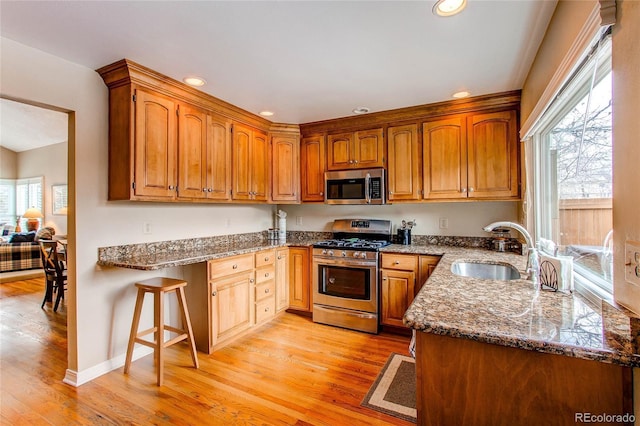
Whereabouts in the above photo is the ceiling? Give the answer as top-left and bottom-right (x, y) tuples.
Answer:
(1, 1), (556, 128)
(0, 98), (68, 153)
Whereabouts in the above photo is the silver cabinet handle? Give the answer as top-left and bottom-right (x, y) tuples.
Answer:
(469, 187), (475, 192)
(250, 278), (255, 283)
(395, 260), (400, 264)
(264, 273), (270, 277)
(264, 257), (269, 261)
(265, 288), (270, 294)
(232, 264), (238, 269)
(354, 160), (359, 164)
(212, 291), (217, 296)
(169, 185), (175, 190)
(461, 188), (467, 193)
(264, 307), (270, 312)
(320, 192), (324, 196)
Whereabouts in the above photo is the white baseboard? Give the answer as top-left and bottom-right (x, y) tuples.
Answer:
(62, 346), (154, 387)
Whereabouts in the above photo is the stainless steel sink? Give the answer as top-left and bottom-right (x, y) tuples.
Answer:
(451, 261), (521, 281)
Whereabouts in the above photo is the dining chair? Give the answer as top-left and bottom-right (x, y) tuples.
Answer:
(39, 240), (67, 312)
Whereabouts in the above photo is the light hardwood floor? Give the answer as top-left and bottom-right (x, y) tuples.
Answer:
(1, 278), (414, 425)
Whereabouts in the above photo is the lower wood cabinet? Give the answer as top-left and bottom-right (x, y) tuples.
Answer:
(287, 246), (311, 312)
(185, 248), (289, 354)
(380, 253), (440, 328)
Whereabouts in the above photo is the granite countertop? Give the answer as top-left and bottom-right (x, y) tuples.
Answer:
(395, 243), (640, 368)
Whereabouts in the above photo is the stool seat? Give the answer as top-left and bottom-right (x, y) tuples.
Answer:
(124, 277), (199, 386)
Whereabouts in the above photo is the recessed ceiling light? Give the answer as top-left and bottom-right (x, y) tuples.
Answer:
(183, 76), (206, 87)
(259, 111), (274, 117)
(433, 0), (467, 17)
(452, 91), (471, 99)
(352, 107), (371, 115)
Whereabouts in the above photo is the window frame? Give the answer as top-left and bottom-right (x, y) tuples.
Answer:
(532, 36), (613, 297)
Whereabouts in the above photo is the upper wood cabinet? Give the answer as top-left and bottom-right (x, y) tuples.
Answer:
(205, 114), (233, 200)
(270, 131), (300, 203)
(177, 103), (209, 200)
(300, 135), (326, 202)
(132, 88), (178, 200)
(387, 124), (421, 201)
(423, 109), (519, 200)
(326, 128), (384, 170)
(232, 123), (269, 201)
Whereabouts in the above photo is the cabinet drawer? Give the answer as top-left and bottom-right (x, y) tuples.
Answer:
(255, 280), (275, 302)
(255, 249), (276, 268)
(381, 253), (418, 271)
(255, 265), (276, 284)
(209, 254), (254, 280)
(255, 297), (276, 323)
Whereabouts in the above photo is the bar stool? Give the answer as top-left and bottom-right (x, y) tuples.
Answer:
(124, 277), (199, 386)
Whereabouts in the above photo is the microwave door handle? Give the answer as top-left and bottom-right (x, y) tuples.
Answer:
(365, 173), (371, 204)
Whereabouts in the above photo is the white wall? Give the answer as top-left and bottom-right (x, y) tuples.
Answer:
(612, 0), (640, 314)
(18, 142), (68, 235)
(1, 37), (275, 383)
(282, 202), (519, 236)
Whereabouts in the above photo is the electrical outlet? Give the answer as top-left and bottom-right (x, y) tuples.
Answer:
(439, 218), (449, 229)
(143, 222), (152, 235)
(625, 240), (640, 286)
(296, 216), (303, 226)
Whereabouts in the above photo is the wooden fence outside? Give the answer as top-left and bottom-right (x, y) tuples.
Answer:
(558, 198), (612, 247)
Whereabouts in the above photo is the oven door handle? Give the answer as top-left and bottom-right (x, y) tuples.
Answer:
(314, 258), (376, 268)
(365, 172), (371, 204)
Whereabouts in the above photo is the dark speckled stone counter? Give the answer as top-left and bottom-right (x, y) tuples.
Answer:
(393, 243), (640, 367)
(97, 231), (327, 271)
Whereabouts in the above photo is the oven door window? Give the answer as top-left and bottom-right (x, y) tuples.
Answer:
(327, 179), (365, 200)
(318, 264), (371, 300)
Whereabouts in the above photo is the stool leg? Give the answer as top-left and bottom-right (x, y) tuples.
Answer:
(124, 289), (145, 374)
(176, 286), (199, 369)
(155, 289), (164, 386)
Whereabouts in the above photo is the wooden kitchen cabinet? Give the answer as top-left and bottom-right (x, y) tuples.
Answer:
(288, 246), (311, 312)
(300, 135), (326, 202)
(204, 114), (233, 200)
(417, 255), (440, 295)
(381, 253), (440, 327)
(131, 88), (178, 200)
(254, 249), (276, 324)
(380, 253), (418, 328)
(275, 248), (289, 312)
(232, 123), (269, 201)
(270, 130), (300, 203)
(176, 102), (209, 199)
(423, 109), (519, 200)
(211, 269), (254, 346)
(387, 124), (421, 201)
(327, 128), (384, 170)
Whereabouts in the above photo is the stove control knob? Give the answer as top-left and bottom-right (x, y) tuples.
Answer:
(321, 249), (328, 255)
(328, 250), (334, 256)
(341, 251), (347, 257)
(361, 252), (368, 259)
(353, 251), (360, 258)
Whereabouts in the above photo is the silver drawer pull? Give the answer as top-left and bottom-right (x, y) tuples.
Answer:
(264, 307), (270, 312)
(264, 257), (269, 261)
(265, 288), (270, 294)
(265, 273), (269, 277)
(232, 264), (238, 269)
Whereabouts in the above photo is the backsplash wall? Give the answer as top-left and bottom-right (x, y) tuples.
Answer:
(279, 201), (519, 237)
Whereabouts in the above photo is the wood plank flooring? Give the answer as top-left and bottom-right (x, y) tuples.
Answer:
(1, 278), (414, 425)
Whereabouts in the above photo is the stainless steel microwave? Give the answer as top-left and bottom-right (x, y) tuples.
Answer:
(325, 168), (386, 205)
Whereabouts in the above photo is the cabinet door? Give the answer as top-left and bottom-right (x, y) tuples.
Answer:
(275, 248), (289, 312)
(387, 124), (421, 201)
(300, 135), (326, 202)
(232, 123), (253, 200)
(327, 132), (353, 170)
(381, 269), (415, 327)
(251, 130), (269, 201)
(133, 88), (177, 199)
(271, 134), (299, 202)
(177, 103), (208, 199)
(354, 128), (384, 168)
(288, 247), (310, 311)
(211, 271), (253, 345)
(467, 110), (519, 199)
(206, 114), (232, 200)
(423, 117), (467, 199)
(417, 255), (441, 295)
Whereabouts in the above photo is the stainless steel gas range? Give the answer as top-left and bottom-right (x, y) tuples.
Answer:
(312, 219), (392, 333)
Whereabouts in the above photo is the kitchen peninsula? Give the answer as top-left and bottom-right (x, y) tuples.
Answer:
(402, 245), (640, 425)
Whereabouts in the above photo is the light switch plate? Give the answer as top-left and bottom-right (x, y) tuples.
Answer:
(625, 240), (640, 286)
